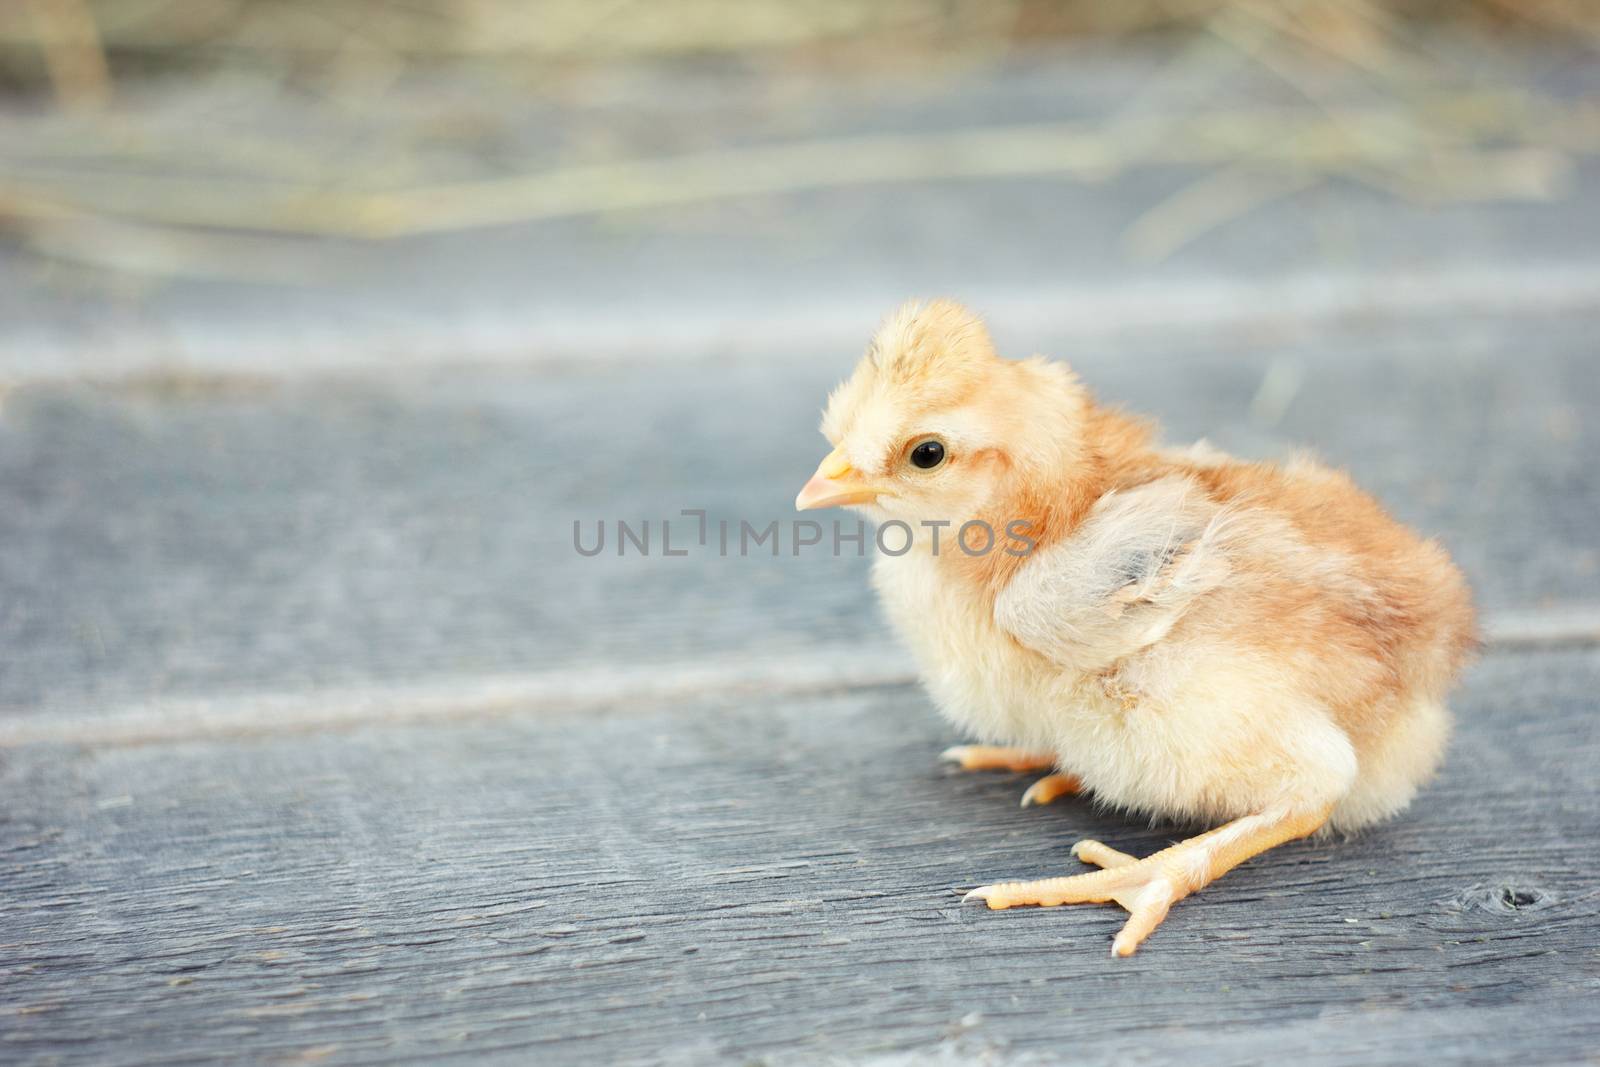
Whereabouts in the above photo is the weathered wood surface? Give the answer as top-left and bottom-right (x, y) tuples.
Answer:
(3, 648), (1598, 1065)
(2, 39), (1600, 1067)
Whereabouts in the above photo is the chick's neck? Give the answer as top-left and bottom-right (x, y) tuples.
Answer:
(955, 399), (1159, 599)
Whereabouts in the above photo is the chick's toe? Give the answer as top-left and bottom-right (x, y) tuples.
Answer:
(1070, 840), (1138, 868)
(1019, 773), (1082, 808)
(939, 745), (1057, 773)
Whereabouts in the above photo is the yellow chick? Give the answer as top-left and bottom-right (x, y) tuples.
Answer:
(796, 299), (1477, 956)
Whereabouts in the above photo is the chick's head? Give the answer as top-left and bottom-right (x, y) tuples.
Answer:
(796, 299), (1084, 526)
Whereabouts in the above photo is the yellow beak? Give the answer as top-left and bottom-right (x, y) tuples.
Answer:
(795, 448), (880, 511)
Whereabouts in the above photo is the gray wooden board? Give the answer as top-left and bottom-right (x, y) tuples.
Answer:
(2, 646), (1598, 1065)
(1, 311), (1595, 719)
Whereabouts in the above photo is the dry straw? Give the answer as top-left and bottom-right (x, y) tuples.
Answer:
(0, 0), (1595, 274)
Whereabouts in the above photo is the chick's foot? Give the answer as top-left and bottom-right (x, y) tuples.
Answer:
(962, 803), (1331, 956)
(939, 745), (1056, 773)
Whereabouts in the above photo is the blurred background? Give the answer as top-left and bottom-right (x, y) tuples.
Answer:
(0, 0), (1595, 720)
(1, 1), (1597, 376)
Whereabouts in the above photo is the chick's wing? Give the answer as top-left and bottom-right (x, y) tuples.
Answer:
(994, 476), (1231, 672)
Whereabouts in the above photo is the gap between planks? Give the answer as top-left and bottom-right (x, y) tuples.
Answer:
(0, 604), (1596, 750)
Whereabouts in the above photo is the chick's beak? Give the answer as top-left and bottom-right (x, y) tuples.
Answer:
(795, 448), (880, 511)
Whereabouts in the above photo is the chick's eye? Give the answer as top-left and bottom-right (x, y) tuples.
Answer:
(909, 438), (946, 470)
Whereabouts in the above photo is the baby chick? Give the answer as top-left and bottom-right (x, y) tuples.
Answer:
(796, 300), (1476, 956)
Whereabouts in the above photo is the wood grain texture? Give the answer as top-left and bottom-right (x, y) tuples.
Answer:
(3, 647), (1597, 1065)
(0, 312), (1596, 723)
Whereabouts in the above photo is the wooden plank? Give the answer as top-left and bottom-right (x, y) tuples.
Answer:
(2, 646), (1597, 1064)
(0, 311), (1596, 725)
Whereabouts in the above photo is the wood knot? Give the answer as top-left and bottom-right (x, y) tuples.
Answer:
(1453, 882), (1556, 915)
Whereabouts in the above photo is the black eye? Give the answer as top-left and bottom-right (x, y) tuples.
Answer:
(909, 439), (946, 470)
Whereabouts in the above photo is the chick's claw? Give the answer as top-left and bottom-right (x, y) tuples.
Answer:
(939, 745), (1057, 773)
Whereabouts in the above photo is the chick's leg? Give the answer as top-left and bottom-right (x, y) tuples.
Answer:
(964, 803), (1331, 956)
(939, 745), (1057, 773)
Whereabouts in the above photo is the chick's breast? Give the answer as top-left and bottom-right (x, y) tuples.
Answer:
(873, 543), (1099, 758)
